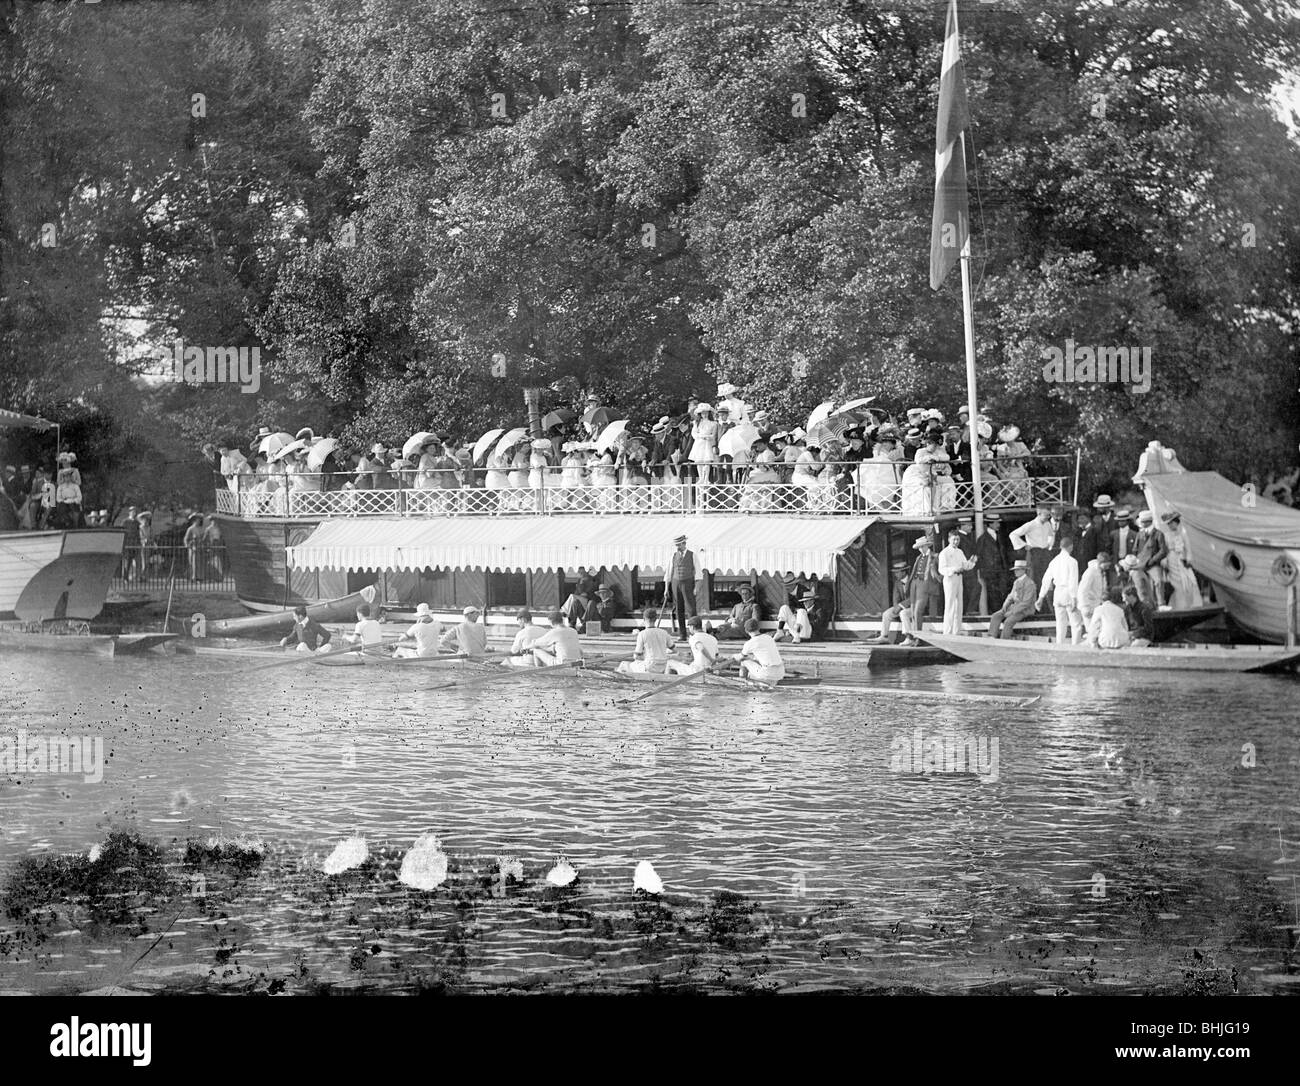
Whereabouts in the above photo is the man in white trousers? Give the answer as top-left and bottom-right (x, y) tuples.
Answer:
(1036, 536), (1084, 645)
(938, 529), (977, 635)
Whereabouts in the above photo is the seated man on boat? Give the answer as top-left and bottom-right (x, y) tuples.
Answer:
(734, 619), (786, 685)
(591, 585), (621, 632)
(618, 609), (675, 674)
(531, 610), (584, 666)
(1121, 585), (1155, 647)
(503, 608), (547, 667)
(1077, 550), (1115, 632)
(667, 615), (719, 675)
(1087, 587), (1132, 650)
(279, 605), (335, 653)
(440, 605), (489, 658)
(987, 559), (1037, 639)
(714, 583), (761, 640)
(345, 603), (384, 648)
(394, 603), (442, 658)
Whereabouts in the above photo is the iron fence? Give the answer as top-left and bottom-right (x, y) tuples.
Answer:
(112, 544), (235, 592)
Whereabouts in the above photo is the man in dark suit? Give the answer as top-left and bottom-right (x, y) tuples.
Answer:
(1108, 506), (1139, 563)
(1131, 509), (1168, 608)
(956, 516), (982, 612)
(668, 534), (697, 640)
(900, 535), (942, 646)
(1091, 494), (1117, 537)
(1073, 510), (1099, 567)
(944, 424), (972, 483)
(974, 512), (1008, 613)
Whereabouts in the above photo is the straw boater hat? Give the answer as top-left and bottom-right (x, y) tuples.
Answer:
(530, 438), (551, 451)
(255, 426), (272, 439)
(597, 585), (613, 596)
(414, 603), (433, 619)
(674, 533), (687, 544)
(890, 558), (908, 570)
(1120, 554), (1139, 570)
(1137, 510), (1154, 525)
(1115, 505), (1133, 519)
(650, 416), (671, 434)
(370, 442), (386, 455)
(751, 410), (769, 426)
(739, 583), (754, 594)
(1012, 558), (1029, 570)
(1093, 494), (1114, 510)
(462, 605), (480, 616)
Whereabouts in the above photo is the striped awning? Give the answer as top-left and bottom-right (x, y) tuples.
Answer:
(287, 515), (873, 579)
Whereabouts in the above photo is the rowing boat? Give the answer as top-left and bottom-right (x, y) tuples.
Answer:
(920, 632), (1300, 673)
(604, 667), (821, 688)
(0, 627), (180, 657)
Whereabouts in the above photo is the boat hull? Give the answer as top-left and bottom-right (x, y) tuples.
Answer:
(0, 530), (125, 621)
(920, 633), (1300, 672)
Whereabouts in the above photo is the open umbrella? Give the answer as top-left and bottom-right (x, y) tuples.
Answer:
(804, 422), (839, 449)
(836, 396), (877, 415)
(258, 431), (295, 457)
(493, 426), (530, 459)
(402, 431), (439, 460)
(582, 406), (614, 431)
(719, 423), (760, 457)
(472, 428), (505, 464)
(595, 419), (629, 454)
(306, 438), (339, 471)
(805, 401), (836, 432)
(541, 408), (575, 430)
(271, 438), (307, 462)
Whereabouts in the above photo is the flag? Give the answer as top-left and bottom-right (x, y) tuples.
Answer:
(929, 0), (970, 290)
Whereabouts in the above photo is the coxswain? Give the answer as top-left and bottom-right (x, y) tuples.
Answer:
(280, 605), (333, 654)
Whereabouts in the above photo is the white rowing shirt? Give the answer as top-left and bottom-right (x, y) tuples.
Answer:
(635, 626), (674, 666)
(352, 618), (383, 646)
(405, 618), (442, 657)
(687, 630), (719, 671)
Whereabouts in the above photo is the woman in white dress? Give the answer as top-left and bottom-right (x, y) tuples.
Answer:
(589, 446), (618, 511)
(740, 438), (779, 512)
(901, 433), (953, 516)
(528, 438), (551, 490)
(1160, 511), (1202, 609)
(856, 428), (903, 511)
(690, 403), (719, 487)
(992, 424), (1032, 506)
(791, 442), (823, 511)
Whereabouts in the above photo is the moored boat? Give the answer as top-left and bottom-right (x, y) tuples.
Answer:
(919, 632), (1300, 673)
(0, 626), (179, 656)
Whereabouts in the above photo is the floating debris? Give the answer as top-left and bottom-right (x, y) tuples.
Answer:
(546, 858), (578, 888)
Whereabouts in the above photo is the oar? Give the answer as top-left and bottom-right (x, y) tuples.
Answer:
(616, 665), (706, 706)
(238, 636), (400, 673)
(429, 651), (634, 692)
(794, 683), (1039, 707)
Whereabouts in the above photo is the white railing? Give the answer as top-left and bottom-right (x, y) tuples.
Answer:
(214, 457), (1069, 520)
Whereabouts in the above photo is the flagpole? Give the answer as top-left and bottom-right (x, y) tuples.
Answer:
(958, 136), (983, 538)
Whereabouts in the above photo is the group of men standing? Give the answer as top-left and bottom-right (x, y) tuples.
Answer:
(876, 494), (1180, 647)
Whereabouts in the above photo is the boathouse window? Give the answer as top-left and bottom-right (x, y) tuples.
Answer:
(488, 570), (528, 607)
(1223, 551), (1245, 580)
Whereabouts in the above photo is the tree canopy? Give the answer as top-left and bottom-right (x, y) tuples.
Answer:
(2, 0), (1297, 506)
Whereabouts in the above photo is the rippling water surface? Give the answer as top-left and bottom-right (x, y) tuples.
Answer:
(1, 650), (1298, 994)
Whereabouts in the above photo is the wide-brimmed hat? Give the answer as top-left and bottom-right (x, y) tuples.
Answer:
(414, 603), (433, 618)
(693, 403), (714, 415)
(906, 407), (925, 418)
(255, 426), (272, 438)
(530, 438), (552, 451)
(957, 405), (971, 415)
(770, 431), (788, 442)
(751, 410), (769, 425)
(1093, 494), (1114, 509)
(798, 590), (817, 601)
(998, 425), (1020, 441)
(715, 403), (731, 413)
(596, 585), (613, 596)
(717, 382), (738, 397)
(56, 451), (77, 463)
(137, 510), (152, 520)
(295, 428), (315, 442)
(924, 408), (944, 422)
(738, 583), (754, 594)
(912, 536), (933, 550)
(1160, 511), (1181, 523)
(790, 427), (806, 441)
(370, 443), (386, 455)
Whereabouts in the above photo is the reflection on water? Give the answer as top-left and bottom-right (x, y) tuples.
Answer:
(1, 652), (1298, 993)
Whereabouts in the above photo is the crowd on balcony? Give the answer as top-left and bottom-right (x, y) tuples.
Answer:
(208, 383), (1053, 517)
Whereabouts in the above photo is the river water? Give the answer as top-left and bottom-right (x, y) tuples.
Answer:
(1, 650), (1297, 994)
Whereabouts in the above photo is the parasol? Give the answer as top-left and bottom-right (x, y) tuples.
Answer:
(472, 428), (506, 464)
(306, 438), (339, 471)
(582, 406), (614, 431)
(270, 439), (307, 462)
(402, 431), (440, 459)
(805, 401), (836, 432)
(258, 431), (295, 457)
(595, 419), (630, 454)
(541, 408), (575, 430)
(493, 427), (530, 459)
(836, 396), (877, 415)
(804, 422), (839, 449)
(719, 424), (760, 457)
